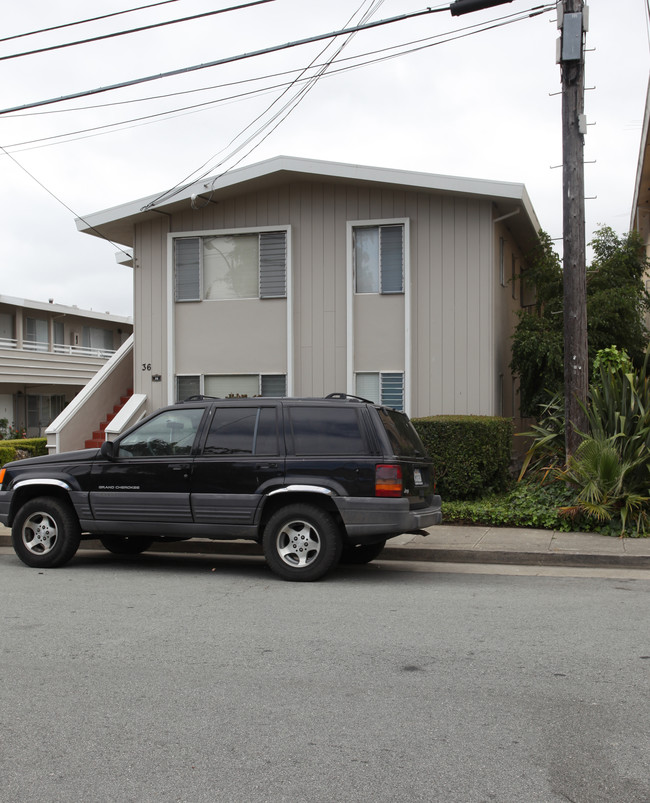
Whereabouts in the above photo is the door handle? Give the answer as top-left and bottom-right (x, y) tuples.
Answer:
(256, 463), (278, 469)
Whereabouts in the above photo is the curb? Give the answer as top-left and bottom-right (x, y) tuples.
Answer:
(2, 534), (649, 570)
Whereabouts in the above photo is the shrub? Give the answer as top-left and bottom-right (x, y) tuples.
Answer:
(0, 446), (16, 466)
(443, 480), (576, 530)
(413, 415), (513, 501)
(0, 438), (47, 466)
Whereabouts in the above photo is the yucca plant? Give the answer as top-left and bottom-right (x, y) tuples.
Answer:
(518, 392), (566, 480)
(519, 346), (650, 534)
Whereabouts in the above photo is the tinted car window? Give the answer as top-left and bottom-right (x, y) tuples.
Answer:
(377, 408), (427, 457)
(203, 407), (278, 455)
(118, 408), (205, 457)
(288, 407), (368, 455)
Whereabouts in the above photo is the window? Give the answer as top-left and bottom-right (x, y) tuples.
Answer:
(174, 230), (287, 302)
(177, 375), (200, 401)
(353, 224), (404, 294)
(203, 407), (278, 455)
(118, 408), (205, 457)
(53, 321), (64, 350)
(27, 395), (66, 431)
(82, 326), (113, 354)
(25, 317), (48, 352)
(0, 313), (15, 347)
(356, 372), (404, 411)
(288, 407), (368, 456)
(377, 407), (426, 457)
(175, 374), (286, 401)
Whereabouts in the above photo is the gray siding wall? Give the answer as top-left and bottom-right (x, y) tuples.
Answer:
(133, 180), (501, 417)
(494, 221), (528, 420)
(133, 218), (169, 413)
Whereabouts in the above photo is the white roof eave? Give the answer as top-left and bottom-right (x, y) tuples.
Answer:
(76, 155), (539, 246)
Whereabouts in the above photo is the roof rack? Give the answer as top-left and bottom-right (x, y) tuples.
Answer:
(325, 392), (374, 404)
(176, 395), (220, 404)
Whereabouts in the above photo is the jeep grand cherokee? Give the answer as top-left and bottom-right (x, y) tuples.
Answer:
(0, 394), (441, 581)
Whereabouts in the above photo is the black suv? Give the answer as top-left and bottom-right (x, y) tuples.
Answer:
(0, 394), (441, 581)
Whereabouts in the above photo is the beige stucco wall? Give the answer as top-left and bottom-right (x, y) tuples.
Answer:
(174, 298), (287, 374)
(354, 294), (405, 369)
(132, 180), (525, 418)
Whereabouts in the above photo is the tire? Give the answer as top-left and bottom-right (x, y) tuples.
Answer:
(340, 540), (386, 565)
(99, 535), (154, 555)
(12, 497), (81, 568)
(262, 504), (343, 581)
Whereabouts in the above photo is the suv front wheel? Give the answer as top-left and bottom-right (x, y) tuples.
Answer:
(262, 504), (343, 582)
(12, 497), (81, 568)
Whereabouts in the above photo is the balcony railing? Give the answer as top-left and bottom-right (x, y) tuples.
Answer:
(0, 338), (116, 359)
(53, 344), (117, 359)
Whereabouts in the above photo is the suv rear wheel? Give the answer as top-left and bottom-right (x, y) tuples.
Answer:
(12, 497), (81, 568)
(262, 504), (342, 581)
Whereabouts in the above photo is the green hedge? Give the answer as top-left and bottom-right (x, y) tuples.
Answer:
(0, 438), (47, 467)
(412, 415), (513, 501)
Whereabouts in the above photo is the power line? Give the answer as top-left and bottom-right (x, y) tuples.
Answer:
(0, 6), (449, 115)
(2, 4), (555, 154)
(0, 0), (276, 62)
(154, 0), (390, 209)
(0, 0), (184, 43)
(0, 144), (132, 258)
(5, 2), (552, 120)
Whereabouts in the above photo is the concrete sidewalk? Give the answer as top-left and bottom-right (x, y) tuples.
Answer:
(2, 523), (649, 569)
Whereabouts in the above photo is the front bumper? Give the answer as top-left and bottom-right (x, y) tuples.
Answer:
(0, 490), (12, 526)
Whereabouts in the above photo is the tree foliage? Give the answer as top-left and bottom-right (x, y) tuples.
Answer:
(511, 226), (650, 417)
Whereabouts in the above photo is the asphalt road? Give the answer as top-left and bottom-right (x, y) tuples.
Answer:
(1, 549), (649, 803)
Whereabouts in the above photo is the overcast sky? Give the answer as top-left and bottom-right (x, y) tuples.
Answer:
(1, 0), (648, 318)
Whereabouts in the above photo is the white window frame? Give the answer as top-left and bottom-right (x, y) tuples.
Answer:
(351, 222), (405, 295)
(167, 226), (293, 403)
(173, 227), (288, 303)
(346, 218), (411, 415)
(355, 371), (405, 411)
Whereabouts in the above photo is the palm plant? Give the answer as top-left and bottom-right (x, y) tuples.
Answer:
(557, 435), (649, 534)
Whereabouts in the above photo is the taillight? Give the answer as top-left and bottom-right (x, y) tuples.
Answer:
(0, 468), (5, 487)
(375, 464), (402, 497)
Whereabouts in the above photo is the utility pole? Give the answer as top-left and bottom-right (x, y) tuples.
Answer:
(559, 0), (588, 458)
(450, 0), (589, 459)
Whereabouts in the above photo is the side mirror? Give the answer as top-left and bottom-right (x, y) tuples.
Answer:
(100, 440), (116, 460)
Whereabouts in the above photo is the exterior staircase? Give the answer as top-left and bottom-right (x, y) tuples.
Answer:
(84, 389), (133, 449)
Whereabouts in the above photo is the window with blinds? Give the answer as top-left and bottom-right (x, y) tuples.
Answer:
(353, 224), (404, 294)
(355, 372), (404, 411)
(174, 230), (287, 302)
(175, 374), (286, 401)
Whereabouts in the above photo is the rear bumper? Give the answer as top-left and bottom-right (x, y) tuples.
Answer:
(334, 494), (442, 544)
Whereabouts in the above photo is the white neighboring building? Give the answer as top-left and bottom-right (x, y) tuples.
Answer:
(0, 295), (132, 437)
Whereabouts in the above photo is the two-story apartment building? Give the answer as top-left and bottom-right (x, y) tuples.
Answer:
(0, 295), (132, 437)
(68, 156), (540, 434)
